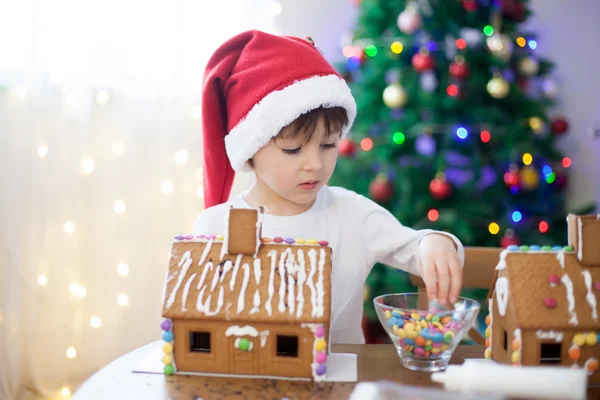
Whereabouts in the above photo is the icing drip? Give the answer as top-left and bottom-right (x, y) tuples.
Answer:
(196, 286), (207, 312)
(229, 254), (242, 291)
(495, 277), (509, 316)
(266, 250), (277, 316)
(237, 263), (250, 314)
(225, 325), (259, 337)
(536, 330), (564, 342)
(557, 251), (566, 269)
(278, 249), (291, 313)
(166, 251), (193, 309)
(307, 249), (318, 317)
(582, 270), (598, 320)
(181, 273), (197, 312)
(195, 261), (213, 312)
(578, 217), (583, 262)
(198, 239), (214, 266)
(316, 248), (326, 318)
(219, 260), (233, 283)
(260, 330), (270, 347)
(254, 207), (263, 258)
(250, 258), (262, 315)
(204, 286), (225, 316)
(221, 206), (231, 261)
(496, 249), (508, 270)
(561, 274), (579, 325)
(250, 291), (261, 315)
(288, 274), (296, 316)
(253, 257), (262, 284)
(166, 271), (178, 284)
(210, 265), (221, 291)
(296, 250), (307, 318)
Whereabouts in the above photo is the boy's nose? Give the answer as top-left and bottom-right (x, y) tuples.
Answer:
(302, 150), (324, 171)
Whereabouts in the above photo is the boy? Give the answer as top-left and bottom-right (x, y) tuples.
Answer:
(195, 30), (464, 344)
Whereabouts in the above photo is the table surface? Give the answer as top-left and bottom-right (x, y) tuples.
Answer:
(73, 343), (600, 400)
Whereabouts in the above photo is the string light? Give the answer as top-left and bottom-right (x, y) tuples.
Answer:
(196, 186), (203, 199)
(175, 150), (189, 165)
(562, 157), (572, 168)
(446, 85), (459, 97)
(61, 387), (71, 397)
(539, 221), (549, 233)
(428, 209), (439, 222)
(117, 263), (129, 276)
(528, 40), (537, 49)
(113, 200), (126, 214)
(66, 347), (77, 359)
(189, 106), (201, 120)
(90, 316), (102, 328)
(161, 180), (174, 194)
(522, 153), (533, 165)
(82, 158), (95, 174)
(37, 145), (48, 158)
(392, 131), (405, 145)
(117, 293), (129, 306)
(480, 130), (491, 143)
(545, 172), (556, 184)
(488, 222), (500, 235)
(529, 117), (543, 133)
(63, 221), (75, 234)
(390, 41), (403, 54)
(512, 211), (523, 223)
(516, 37), (527, 47)
(542, 165), (553, 177)
(360, 138), (373, 151)
(112, 141), (125, 156)
(456, 127), (468, 140)
(96, 90), (109, 105)
(365, 45), (377, 57)
(455, 39), (467, 49)
(483, 25), (494, 36)
(37, 275), (48, 286)
(69, 282), (87, 298)
(269, 0), (282, 15)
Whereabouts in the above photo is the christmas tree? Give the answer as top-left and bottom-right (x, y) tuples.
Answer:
(330, 0), (596, 343)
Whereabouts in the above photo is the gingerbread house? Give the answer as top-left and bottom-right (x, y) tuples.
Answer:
(485, 214), (600, 382)
(159, 207), (332, 380)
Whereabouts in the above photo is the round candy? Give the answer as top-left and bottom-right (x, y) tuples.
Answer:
(285, 238), (295, 244)
(397, 329), (406, 339)
(433, 333), (444, 343)
(387, 317), (398, 327)
(239, 338), (251, 351)
(485, 315), (491, 326)
(426, 314), (433, 321)
(414, 347), (426, 357)
(315, 339), (327, 352)
(385, 310), (392, 319)
(160, 319), (172, 331)
(574, 333), (586, 347)
(441, 344), (449, 351)
(415, 336), (426, 346)
(441, 316), (452, 325)
(163, 342), (173, 354)
(507, 245), (519, 251)
(396, 319), (405, 328)
(425, 345), (433, 351)
(568, 345), (581, 361)
(315, 325), (325, 338)
(431, 347), (441, 354)
(547, 273), (561, 286)
(519, 245), (530, 251)
(164, 364), (175, 375)
(392, 310), (403, 318)
(162, 331), (174, 342)
(162, 355), (172, 365)
(443, 331), (455, 344)
(307, 239), (318, 244)
(511, 351), (519, 363)
(407, 330), (418, 340)
(587, 359), (599, 372)
(432, 315), (441, 323)
(420, 320), (428, 328)
(411, 312), (420, 320)
(530, 245), (541, 251)
(315, 351), (327, 364)
(512, 339), (520, 351)
(296, 238), (306, 244)
(316, 364), (326, 376)
(485, 328), (491, 338)
(404, 322), (415, 331)
(543, 296), (557, 309)
(485, 338), (491, 348)
(405, 338), (415, 346)
(485, 348), (491, 359)
(273, 237), (284, 243)
(563, 246), (574, 252)
(587, 333), (598, 346)
(432, 342), (442, 348)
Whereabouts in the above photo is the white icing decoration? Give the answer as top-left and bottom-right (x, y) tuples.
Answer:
(288, 274), (296, 316)
(296, 250), (307, 318)
(582, 270), (598, 320)
(221, 206), (231, 260)
(210, 265), (221, 291)
(307, 249), (318, 317)
(181, 273), (197, 312)
(561, 274), (578, 325)
(266, 250), (277, 316)
(219, 260), (233, 283)
(278, 248), (291, 313)
(253, 257), (262, 284)
(237, 263), (250, 314)
(316, 248), (326, 318)
(195, 261), (213, 312)
(250, 291), (261, 315)
(249, 255), (262, 315)
(198, 239), (214, 266)
(557, 251), (566, 269)
(204, 286), (225, 316)
(229, 254), (242, 291)
(225, 325), (259, 337)
(578, 217), (583, 262)
(166, 271), (178, 284)
(254, 207), (263, 258)
(234, 337), (240, 349)
(260, 331), (270, 347)
(165, 251), (193, 309)
(496, 249), (508, 270)
(536, 330), (564, 342)
(495, 277), (509, 316)
(196, 286), (207, 312)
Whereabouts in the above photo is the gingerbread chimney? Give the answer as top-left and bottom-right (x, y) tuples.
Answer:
(567, 213), (600, 266)
(226, 206), (264, 255)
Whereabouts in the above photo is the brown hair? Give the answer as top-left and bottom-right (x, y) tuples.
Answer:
(248, 106), (349, 168)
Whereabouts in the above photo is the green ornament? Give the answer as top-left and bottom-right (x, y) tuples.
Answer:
(164, 364), (175, 375)
(239, 338), (251, 351)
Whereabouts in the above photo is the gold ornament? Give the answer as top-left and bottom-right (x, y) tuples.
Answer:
(520, 166), (540, 191)
(487, 74), (510, 99)
(528, 117), (545, 134)
(382, 83), (407, 108)
(486, 34), (513, 62)
(518, 56), (539, 76)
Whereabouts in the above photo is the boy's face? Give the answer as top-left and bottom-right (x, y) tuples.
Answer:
(250, 117), (340, 208)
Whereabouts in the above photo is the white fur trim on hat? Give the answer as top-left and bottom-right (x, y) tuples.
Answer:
(224, 74), (357, 172)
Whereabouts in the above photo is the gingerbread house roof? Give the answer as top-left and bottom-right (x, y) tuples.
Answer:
(161, 235), (332, 324)
(491, 214), (600, 330)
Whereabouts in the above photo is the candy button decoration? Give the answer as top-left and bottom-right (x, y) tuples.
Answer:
(318, 240), (329, 246)
(569, 345), (581, 361)
(587, 333), (598, 346)
(485, 348), (491, 359)
(573, 333), (586, 347)
(595, 282), (600, 292)
(316, 364), (326, 376)
(238, 338), (251, 351)
(587, 358), (599, 374)
(184, 234), (194, 240)
(315, 325), (325, 338)
(307, 239), (318, 244)
(161, 319), (172, 331)
(162, 331), (174, 342)
(273, 237), (284, 243)
(296, 238), (306, 244)
(162, 355), (172, 365)
(547, 273), (560, 286)
(315, 339), (327, 352)
(285, 238), (295, 244)
(163, 342), (173, 354)
(216, 235), (224, 240)
(174, 235), (185, 241)
(164, 364), (175, 375)
(543, 296), (557, 308)
(315, 351), (327, 364)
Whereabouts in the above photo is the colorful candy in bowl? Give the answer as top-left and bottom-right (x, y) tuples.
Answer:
(374, 293), (480, 372)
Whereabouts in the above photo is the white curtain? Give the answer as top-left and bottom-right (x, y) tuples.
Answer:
(0, 1), (275, 398)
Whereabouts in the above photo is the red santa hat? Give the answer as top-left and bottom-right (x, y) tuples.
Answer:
(201, 30), (356, 209)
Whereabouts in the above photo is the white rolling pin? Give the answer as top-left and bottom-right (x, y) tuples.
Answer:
(431, 360), (587, 400)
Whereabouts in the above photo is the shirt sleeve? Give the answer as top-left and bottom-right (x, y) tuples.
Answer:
(358, 195), (464, 276)
(192, 205), (226, 236)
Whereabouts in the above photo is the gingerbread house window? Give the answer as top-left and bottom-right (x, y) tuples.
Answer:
(190, 331), (211, 353)
(540, 343), (561, 364)
(276, 335), (298, 357)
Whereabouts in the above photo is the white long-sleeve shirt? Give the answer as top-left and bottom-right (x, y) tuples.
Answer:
(193, 186), (464, 344)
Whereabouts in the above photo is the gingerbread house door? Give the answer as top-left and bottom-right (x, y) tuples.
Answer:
(228, 336), (258, 375)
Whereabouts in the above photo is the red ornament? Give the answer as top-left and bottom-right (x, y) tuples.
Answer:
(369, 177), (394, 203)
(463, 0), (478, 12)
(412, 52), (435, 72)
(500, 235), (520, 248)
(504, 170), (520, 188)
(551, 117), (569, 135)
(543, 296), (557, 309)
(429, 176), (452, 200)
(449, 61), (470, 79)
(338, 138), (357, 157)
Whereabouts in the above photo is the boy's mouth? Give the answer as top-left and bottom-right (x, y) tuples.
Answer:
(299, 180), (319, 190)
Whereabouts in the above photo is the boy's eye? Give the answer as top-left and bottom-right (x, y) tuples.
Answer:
(321, 143), (337, 149)
(282, 147), (301, 155)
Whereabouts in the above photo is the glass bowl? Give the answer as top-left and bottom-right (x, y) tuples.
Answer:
(373, 293), (481, 372)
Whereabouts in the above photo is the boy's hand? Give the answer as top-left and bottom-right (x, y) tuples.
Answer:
(417, 233), (463, 306)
